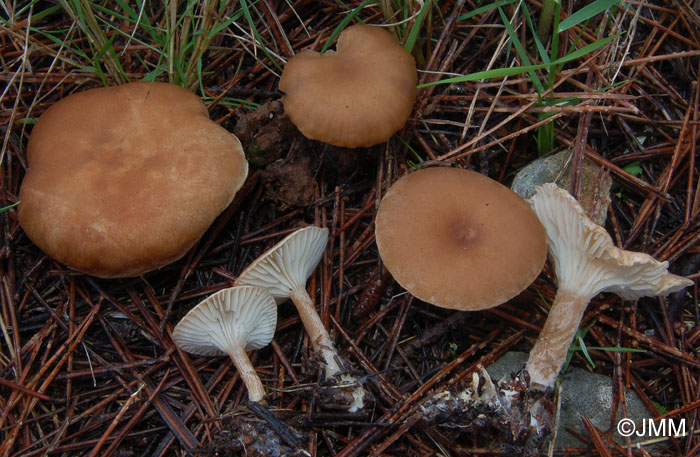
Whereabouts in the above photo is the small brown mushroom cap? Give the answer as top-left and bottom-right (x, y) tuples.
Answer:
(18, 82), (248, 278)
(279, 24), (417, 148)
(375, 167), (547, 311)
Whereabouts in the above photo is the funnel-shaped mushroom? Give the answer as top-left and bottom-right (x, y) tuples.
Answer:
(525, 183), (694, 389)
(172, 286), (277, 403)
(235, 226), (366, 411)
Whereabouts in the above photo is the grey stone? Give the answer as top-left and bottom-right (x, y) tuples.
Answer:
(511, 149), (612, 225)
(487, 351), (655, 449)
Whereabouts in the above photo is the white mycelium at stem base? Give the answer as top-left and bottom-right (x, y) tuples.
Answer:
(235, 226), (365, 411)
(172, 286), (277, 403)
(289, 286), (343, 376)
(525, 184), (694, 390)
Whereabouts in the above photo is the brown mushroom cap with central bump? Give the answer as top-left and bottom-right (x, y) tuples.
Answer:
(279, 24), (417, 148)
(375, 167), (547, 311)
(18, 82), (248, 278)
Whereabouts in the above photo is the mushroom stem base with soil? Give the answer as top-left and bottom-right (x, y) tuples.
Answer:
(290, 285), (368, 413)
(421, 368), (551, 457)
(234, 226), (372, 412)
(290, 286), (343, 377)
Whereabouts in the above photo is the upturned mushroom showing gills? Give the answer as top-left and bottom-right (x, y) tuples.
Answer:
(525, 183), (694, 390)
(172, 286), (277, 403)
(17, 82), (248, 278)
(279, 24), (417, 148)
(235, 226), (368, 412)
(375, 166), (547, 311)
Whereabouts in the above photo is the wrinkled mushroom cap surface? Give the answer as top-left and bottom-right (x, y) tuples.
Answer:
(172, 286), (277, 356)
(279, 24), (417, 148)
(375, 167), (547, 311)
(18, 82), (248, 278)
(529, 183), (694, 299)
(235, 226), (328, 303)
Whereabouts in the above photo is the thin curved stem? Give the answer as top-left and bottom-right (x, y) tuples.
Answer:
(228, 344), (266, 403)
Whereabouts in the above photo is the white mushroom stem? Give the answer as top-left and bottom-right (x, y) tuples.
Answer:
(171, 287), (278, 405)
(291, 285), (367, 413)
(290, 285), (343, 378)
(234, 227), (368, 412)
(525, 183), (694, 390)
(525, 289), (593, 388)
(227, 344), (266, 403)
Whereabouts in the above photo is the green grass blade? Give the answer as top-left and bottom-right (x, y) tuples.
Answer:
(549, 1), (561, 86)
(521, 1), (549, 65)
(111, 0), (136, 20)
(0, 202), (20, 213)
(457, 0), (517, 22)
(396, 134), (423, 164)
(110, 0), (163, 45)
(404, 0), (431, 53)
(60, 0), (129, 83)
(4, 4), (62, 24)
(418, 64), (551, 88)
(418, 31), (618, 89)
(497, 5), (545, 93)
(95, 18), (163, 54)
(32, 27), (89, 60)
(577, 334), (595, 367)
(557, 32), (620, 63)
(559, 0), (619, 32)
(537, 113), (555, 155)
(196, 57), (205, 96)
(239, 0), (283, 72)
(209, 9), (245, 37)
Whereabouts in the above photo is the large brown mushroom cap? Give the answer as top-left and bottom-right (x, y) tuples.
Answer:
(18, 82), (248, 278)
(279, 24), (417, 148)
(375, 167), (547, 310)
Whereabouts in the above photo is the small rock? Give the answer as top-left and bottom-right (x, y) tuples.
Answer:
(488, 351), (654, 449)
(511, 149), (612, 225)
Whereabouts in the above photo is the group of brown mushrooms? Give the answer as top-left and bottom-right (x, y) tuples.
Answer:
(378, 167), (692, 449)
(15, 23), (695, 454)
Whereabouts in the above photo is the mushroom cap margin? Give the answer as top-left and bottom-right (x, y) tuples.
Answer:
(234, 226), (329, 303)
